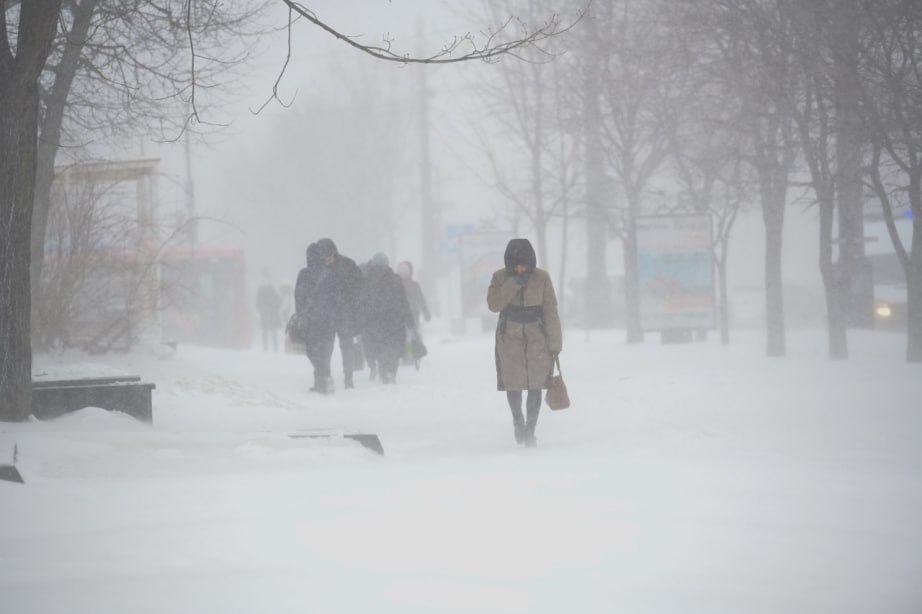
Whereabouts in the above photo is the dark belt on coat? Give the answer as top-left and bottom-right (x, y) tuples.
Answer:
(502, 305), (543, 323)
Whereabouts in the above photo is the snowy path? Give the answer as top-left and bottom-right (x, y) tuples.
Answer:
(2, 328), (921, 613)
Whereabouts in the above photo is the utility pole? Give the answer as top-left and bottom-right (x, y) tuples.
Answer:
(417, 19), (437, 310)
(583, 14), (613, 328)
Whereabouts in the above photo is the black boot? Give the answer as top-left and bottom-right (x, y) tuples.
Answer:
(311, 375), (334, 395)
(513, 417), (525, 445)
(524, 389), (541, 447)
(507, 391), (525, 445)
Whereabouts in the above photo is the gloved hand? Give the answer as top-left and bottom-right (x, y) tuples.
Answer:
(514, 271), (532, 286)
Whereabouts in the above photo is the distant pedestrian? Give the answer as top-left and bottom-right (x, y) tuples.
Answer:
(396, 261), (430, 328)
(315, 238), (364, 389)
(487, 238), (562, 447)
(396, 260), (430, 367)
(255, 269), (282, 352)
(278, 282), (294, 332)
(361, 253), (414, 384)
(294, 243), (337, 394)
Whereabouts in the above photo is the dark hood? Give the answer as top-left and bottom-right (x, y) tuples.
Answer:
(306, 242), (323, 267)
(504, 238), (536, 271)
(369, 252), (389, 269)
(315, 238), (339, 260)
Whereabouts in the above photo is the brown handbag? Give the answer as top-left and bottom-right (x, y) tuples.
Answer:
(545, 356), (570, 410)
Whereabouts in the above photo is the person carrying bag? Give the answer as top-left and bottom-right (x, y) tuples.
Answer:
(486, 238), (563, 447)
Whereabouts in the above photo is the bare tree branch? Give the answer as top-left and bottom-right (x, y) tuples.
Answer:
(249, 1), (584, 115)
(281, 0), (572, 63)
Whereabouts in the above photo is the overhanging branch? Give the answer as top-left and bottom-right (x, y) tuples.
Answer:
(280, 0), (571, 64)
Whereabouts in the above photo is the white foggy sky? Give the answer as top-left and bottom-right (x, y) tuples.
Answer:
(153, 2), (501, 285)
(143, 0), (824, 317)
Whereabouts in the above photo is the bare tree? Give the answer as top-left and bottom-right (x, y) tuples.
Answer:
(680, 0), (798, 357)
(36, 160), (197, 353)
(36, 164), (124, 349)
(857, 0), (922, 361)
(581, 0), (677, 343)
(777, 0), (871, 359)
(469, 0), (584, 308)
(30, 0), (270, 349)
(579, 8), (613, 328)
(1, 0), (62, 421)
(710, 163), (753, 342)
(663, 75), (755, 344)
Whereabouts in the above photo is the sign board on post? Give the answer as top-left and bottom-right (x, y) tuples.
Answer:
(459, 232), (512, 318)
(636, 214), (715, 331)
(440, 223), (477, 254)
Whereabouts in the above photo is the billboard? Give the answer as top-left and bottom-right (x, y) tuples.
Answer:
(636, 214), (715, 331)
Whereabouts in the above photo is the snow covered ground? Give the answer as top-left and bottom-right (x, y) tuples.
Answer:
(2, 325), (921, 613)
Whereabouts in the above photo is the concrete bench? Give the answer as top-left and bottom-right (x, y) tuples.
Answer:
(289, 432), (385, 456)
(32, 376), (155, 423)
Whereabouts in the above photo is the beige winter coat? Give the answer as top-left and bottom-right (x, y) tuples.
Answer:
(487, 267), (562, 391)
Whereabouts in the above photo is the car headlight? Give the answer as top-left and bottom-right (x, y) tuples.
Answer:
(875, 301), (893, 319)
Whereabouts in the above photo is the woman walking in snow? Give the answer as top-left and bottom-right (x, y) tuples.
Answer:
(487, 238), (562, 447)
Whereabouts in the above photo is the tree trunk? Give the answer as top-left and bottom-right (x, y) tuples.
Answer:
(818, 176), (848, 359)
(906, 228), (922, 362)
(583, 44), (613, 328)
(764, 215), (786, 356)
(0, 0), (62, 421)
(29, 127), (58, 347)
(907, 176), (922, 362)
(417, 62), (437, 311)
(717, 250), (730, 346)
(762, 183), (786, 357)
(624, 202), (643, 344)
(30, 0), (99, 349)
(824, 264), (849, 359)
(832, 0), (864, 346)
(0, 86), (40, 421)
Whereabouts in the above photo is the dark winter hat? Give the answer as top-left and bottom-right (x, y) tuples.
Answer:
(504, 238), (537, 271)
(369, 252), (389, 268)
(306, 242), (323, 266)
(315, 238), (338, 260)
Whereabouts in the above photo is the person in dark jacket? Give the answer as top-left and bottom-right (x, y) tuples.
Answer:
(396, 261), (430, 327)
(487, 238), (562, 447)
(256, 269), (283, 352)
(315, 238), (364, 389)
(294, 243), (337, 394)
(361, 253), (414, 384)
(396, 260), (430, 366)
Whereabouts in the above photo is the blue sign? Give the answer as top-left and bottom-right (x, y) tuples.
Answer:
(440, 223), (477, 253)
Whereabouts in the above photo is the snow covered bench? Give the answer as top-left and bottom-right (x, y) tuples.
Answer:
(289, 431), (385, 456)
(31, 376), (155, 423)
